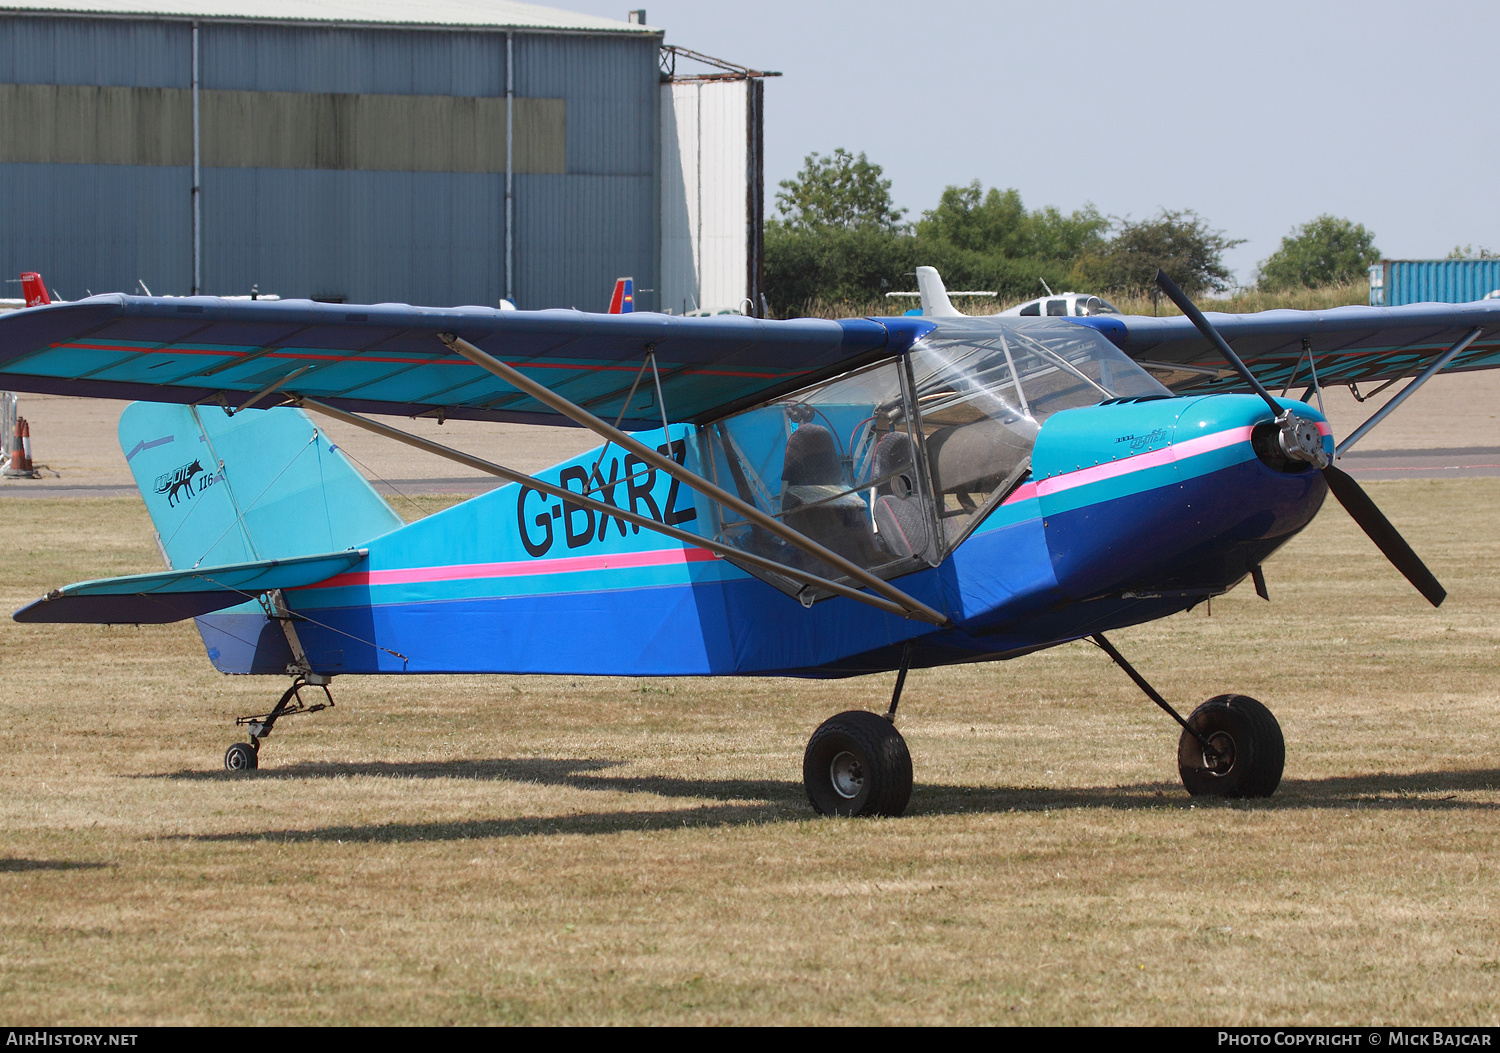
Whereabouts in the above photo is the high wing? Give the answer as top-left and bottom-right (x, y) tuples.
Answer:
(0, 295), (926, 430)
(1076, 300), (1500, 394)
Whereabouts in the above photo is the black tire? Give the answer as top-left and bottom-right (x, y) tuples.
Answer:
(1177, 694), (1284, 798)
(224, 741), (259, 772)
(803, 710), (913, 817)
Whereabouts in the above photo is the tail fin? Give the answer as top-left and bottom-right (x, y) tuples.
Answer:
(607, 277), (634, 314)
(20, 272), (51, 308)
(120, 401), (404, 570)
(917, 266), (962, 318)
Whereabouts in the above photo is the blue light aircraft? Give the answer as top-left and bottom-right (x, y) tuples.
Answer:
(2, 270), (1497, 815)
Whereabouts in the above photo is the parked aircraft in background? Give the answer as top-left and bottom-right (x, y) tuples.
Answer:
(20, 272), (54, 308)
(909, 266), (1120, 320)
(0, 269), (1496, 816)
(999, 292), (1122, 318)
(608, 277), (635, 314)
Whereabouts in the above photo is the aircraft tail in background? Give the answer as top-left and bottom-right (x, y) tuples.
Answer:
(607, 277), (634, 314)
(20, 272), (51, 307)
(916, 266), (962, 318)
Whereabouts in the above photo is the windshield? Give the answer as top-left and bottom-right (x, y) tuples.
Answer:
(908, 318), (1167, 541)
(699, 318), (1169, 596)
(1075, 295), (1120, 316)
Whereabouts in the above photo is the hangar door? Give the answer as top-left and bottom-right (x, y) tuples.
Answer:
(660, 75), (766, 317)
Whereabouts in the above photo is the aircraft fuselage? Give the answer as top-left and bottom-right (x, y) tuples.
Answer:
(194, 392), (1330, 680)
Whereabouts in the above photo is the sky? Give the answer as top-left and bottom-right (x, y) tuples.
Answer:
(564, 0), (1500, 287)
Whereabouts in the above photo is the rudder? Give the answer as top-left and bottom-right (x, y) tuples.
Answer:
(121, 402), (403, 570)
(120, 402), (405, 674)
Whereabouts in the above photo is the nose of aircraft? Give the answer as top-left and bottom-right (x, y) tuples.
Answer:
(1032, 393), (1331, 600)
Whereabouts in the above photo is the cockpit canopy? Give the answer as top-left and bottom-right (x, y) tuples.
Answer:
(700, 318), (1169, 598)
(1009, 293), (1122, 317)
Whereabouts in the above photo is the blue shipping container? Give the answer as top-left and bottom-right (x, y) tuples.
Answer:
(1369, 259), (1500, 306)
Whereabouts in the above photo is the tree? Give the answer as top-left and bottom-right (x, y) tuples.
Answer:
(774, 149), (907, 232)
(1258, 215), (1380, 289)
(918, 182), (1107, 261)
(763, 223), (916, 314)
(1075, 210), (1241, 297)
(1447, 244), (1497, 260)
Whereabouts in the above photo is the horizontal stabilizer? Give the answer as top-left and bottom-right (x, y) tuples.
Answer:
(13, 549), (366, 624)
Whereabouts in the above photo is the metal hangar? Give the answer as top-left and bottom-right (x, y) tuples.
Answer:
(0, 1), (772, 313)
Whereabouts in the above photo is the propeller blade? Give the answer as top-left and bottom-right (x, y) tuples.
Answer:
(1322, 464), (1446, 607)
(1154, 269), (1283, 416)
(1155, 269), (1445, 607)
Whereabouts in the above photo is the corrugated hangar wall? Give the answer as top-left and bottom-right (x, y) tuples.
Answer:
(0, 13), (661, 310)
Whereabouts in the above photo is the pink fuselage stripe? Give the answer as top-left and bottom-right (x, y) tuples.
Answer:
(1002, 480), (1039, 506)
(300, 422), (1324, 585)
(1035, 425), (1256, 499)
(298, 545), (722, 590)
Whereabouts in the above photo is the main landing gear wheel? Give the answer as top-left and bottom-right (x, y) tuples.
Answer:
(803, 710), (913, 817)
(224, 741), (259, 772)
(1177, 694), (1284, 798)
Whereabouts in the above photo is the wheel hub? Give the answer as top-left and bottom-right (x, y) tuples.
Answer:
(1277, 411), (1330, 469)
(1197, 731), (1237, 776)
(829, 750), (865, 799)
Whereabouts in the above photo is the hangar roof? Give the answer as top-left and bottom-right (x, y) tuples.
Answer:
(0, 0), (659, 33)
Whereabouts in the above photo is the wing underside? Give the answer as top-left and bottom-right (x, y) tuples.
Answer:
(1081, 300), (1500, 394)
(4, 295), (1492, 427)
(0, 297), (924, 430)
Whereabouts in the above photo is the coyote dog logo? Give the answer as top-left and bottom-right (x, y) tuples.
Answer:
(154, 459), (204, 508)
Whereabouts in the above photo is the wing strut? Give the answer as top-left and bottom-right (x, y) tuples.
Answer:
(437, 333), (953, 628)
(1334, 327), (1481, 457)
(294, 397), (948, 626)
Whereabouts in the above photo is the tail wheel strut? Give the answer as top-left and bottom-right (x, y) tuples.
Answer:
(224, 674), (333, 772)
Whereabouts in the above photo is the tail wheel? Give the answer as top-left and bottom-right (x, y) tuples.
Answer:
(224, 741), (259, 772)
(803, 710), (913, 817)
(1178, 694), (1284, 798)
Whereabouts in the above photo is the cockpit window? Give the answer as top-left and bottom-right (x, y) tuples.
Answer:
(1018, 302), (1040, 316)
(1046, 299), (1068, 316)
(700, 319), (1169, 598)
(1075, 295), (1121, 316)
(702, 358), (932, 590)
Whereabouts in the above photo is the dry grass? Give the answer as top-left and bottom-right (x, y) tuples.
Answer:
(1105, 280), (1373, 317)
(1, 482), (1499, 1024)
(795, 281), (1372, 319)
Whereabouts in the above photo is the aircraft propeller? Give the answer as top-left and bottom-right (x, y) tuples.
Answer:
(1154, 270), (1446, 607)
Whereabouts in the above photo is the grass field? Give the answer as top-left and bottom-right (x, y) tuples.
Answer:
(1, 481), (1498, 1025)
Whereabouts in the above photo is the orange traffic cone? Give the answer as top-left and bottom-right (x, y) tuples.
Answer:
(3, 415), (40, 479)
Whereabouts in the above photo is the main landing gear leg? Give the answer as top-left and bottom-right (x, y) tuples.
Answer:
(803, 642), (915, 818)
(1091, 633), (1284, 798)
(885, 641), (913, 723)
(224, 674), (334, 772)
